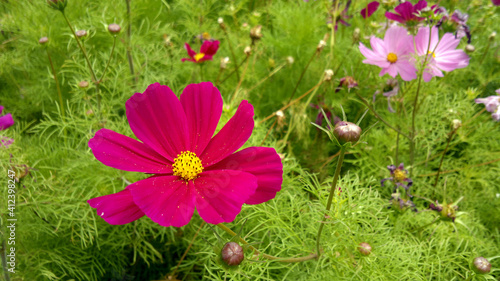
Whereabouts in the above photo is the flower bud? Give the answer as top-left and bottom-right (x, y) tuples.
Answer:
(221, 242), (244, 266)
(78, 80), (89, 89)
(217, 17), (224, 24)
(324, 69), (334, 81)
(47, 0), (66, 11)
(107, 23), (121, 35)
(489, 32), (497, 41)
(244, 46), (252, 56)
(39, 37), (49, 45)
(220, 57), (230, 69)
(473, 257), (491, 274)
(333, 121), (361, 144)
(452, 119), (462, 129)
(352, 28), (361, 43)
(358, 242), (372, 256)
(287, 56), (294, 65)
(268, 58), (276, 68)
(465, 44), (475, 53)
(317, 40), (327, 52)
(75, 30), (87, 38)
(250, 25), (263, 41)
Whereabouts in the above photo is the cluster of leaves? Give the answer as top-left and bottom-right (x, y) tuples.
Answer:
(0, 0), (499, 280)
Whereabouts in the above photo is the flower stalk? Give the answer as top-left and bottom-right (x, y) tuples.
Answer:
(216, 223), (317, 263)
(45, 49), (64, 117)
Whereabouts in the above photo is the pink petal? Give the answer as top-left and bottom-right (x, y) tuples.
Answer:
(208, 147), (283, 205)
(435, 50), (469, 71)
(180, 82), (223, 156)
(434, 33), (460, 54)
(0, 106), (3, 115)
(126, 83), (190, 162)
(88, 189), (145, 225)
(181, 58), (197, 63)
(184, 43), (196, 58)
(395, 61), (418, 81)
(201, 100), (254, 167)
(360, 1), (379, 19)
(193, 170), (257, 224)
(88, 128), (172, 173)
(0, 113), (14, 130)
(359, 42), (389, 68)
(384, 26), (409, 53)
(370, 36), (387, 57)
(200, 40), (220, 56)
(415, 27), (439, 56)
(128, 176), (196, 227)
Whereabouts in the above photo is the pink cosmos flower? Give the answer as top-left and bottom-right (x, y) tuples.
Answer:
(0, 106), (14, 130)
(385, 0), (427, 24)
(361, 1), (380, 19)
(87, 82), (283, 227)
(414, 26), (470, 82)
(475, 91), (500, 121)
(181, 40), (220, 63)
(359, 26), (417, 81)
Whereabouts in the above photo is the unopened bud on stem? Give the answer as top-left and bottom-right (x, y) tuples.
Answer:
(334, 121), (362, 144)
(221, 242), (244, 266)
(358, 242), (372, 256)
(473, 257), (491, 274)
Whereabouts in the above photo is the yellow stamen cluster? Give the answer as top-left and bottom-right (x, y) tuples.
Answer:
(202, 32), (211, 40)
(427, 51), (436, 58)
(387, 52), (398, 63)
(393, 169), (407, 182)
(172, 151), (203, 181)
(194, 53), (205, 61)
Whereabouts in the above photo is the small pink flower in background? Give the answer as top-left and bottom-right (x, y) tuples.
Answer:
(475, 90), (500, 121)
(359, 26), (417, 81)
(385, 0), (427, 24)
(0, 136), (14, 148)
(327, 0), (352, 31)
(88, 82), (283, 227)
(492, 0), (500, 6)
(0, 105), (14, 130)
(373, 78), (399, 113)
(181, 40), (220, 63)
(414, 26), (469, 82)
(361, 1), (380, 19)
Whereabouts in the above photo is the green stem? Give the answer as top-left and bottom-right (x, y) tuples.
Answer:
(287, 50), (316, 103)
(223, 29), (240, 81)
(217, 56), (247, 86)
(99, 36), (117, 83)
(125, 0), (137, 85)
(199, 63), (204, 82)
(433, 128), (458, 188)
(216, 224), (317, 263)
(354, 92), (410, 139)
(316, 146), (346, 258)
(46, 49), (64, 117)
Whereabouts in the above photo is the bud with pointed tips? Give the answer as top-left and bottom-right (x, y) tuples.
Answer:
(107, 23), (121, 35)
(334, 121), (361, 144)
(358, 242), (372, 256)
(473, 257), (491, 274)
(221, 242), (244, 266)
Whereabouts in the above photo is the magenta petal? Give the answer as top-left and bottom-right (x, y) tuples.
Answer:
(201, 100), (254, 167)
(0, 113), (14, 130)
(88, 189), (145, 225)
(126, 83), (190, 162)
(193, 170), (257, 224)
(180, 82), (223, 156)
(128, 176), (196, 227)
(89, 128), (172, 173)
(385, 11), (405, 23)
(200, 40), (220, 56)
(184, 43), (196, 58)
(361, 1), (380, 19)
(208, 147), (283, 205)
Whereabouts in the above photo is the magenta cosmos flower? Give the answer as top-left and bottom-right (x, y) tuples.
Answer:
(0, 106), (14, 130)
(359, 26), (417, 81)
(492, 0), (500, 6)
(385, 0), (427, 24)
(360, 1), (380, 19)
(414, 26), (469, 82)
(181, 40), (220, 63)
(88, 82), (283, 227)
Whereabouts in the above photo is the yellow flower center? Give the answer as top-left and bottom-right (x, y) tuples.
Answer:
(202, 32), (210, 39)
(394, 169), (407, 182)
(194, 53), (205, 61)
(427, 51), (436, 58)
(387, 53), (398, 63)
(172, 151), (204, 181)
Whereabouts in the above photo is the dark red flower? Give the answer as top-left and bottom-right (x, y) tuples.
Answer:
(181, 40), (220, 63)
